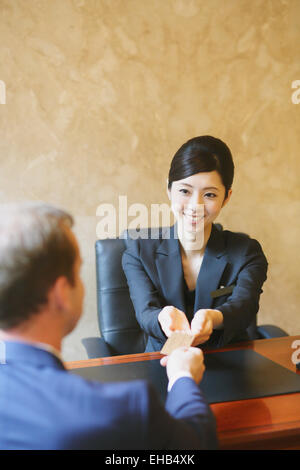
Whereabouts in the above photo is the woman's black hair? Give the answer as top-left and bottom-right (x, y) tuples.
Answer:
(168, 136), (234, 198)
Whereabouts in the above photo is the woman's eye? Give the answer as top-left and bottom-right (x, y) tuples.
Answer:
(179, 189), (189, 195)
(204, 193), (217, 198)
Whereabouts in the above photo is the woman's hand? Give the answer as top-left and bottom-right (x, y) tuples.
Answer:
(190, 309), (213, 346)
(158, 306), (190, 338)
(190, 309), (223, 346)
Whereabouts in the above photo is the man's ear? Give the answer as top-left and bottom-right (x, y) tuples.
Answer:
(50, 276), (72, 312)
(222, 188), (232, 208)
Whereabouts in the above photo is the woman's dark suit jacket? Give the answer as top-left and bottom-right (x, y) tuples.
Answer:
(122, 224), (268, 352)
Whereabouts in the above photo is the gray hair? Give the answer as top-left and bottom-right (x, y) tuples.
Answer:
(0, 201), (76, 329)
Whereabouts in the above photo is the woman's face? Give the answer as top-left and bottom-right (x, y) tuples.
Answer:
(168, 170), (232, 234)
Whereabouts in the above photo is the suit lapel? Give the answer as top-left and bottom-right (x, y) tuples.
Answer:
(154, 224), (228, 314)
(155, 225), (185, 312)
(194, 224), (228, 310)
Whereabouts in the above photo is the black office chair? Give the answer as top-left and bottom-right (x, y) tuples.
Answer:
(82, 227), (288, 359)
(82, 235), (146, 358)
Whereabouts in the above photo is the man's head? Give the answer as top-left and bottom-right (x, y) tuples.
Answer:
(0, 202), (84, 335)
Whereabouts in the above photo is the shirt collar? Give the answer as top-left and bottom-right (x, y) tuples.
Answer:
(27, 340), (63, 363)
(1, 339), (66, 370)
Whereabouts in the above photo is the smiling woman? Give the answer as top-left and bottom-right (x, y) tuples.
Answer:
(169, 171), (230, 252)
(122, 136), (268, 352)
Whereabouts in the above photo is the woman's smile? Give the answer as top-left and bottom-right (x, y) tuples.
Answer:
(169, 170), (231, 236)
(183, 211), (205, 227)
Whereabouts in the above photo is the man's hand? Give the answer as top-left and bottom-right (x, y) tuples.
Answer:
(158, 306), (190, 338)
(160, 347), (205, 387)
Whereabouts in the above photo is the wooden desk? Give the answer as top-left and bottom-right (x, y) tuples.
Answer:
(66, 335), (300, 450)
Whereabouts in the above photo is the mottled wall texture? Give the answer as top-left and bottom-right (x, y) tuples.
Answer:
(0, 0), (299, 359)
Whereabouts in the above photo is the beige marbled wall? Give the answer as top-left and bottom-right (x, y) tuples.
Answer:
(0, 0), (299, 360)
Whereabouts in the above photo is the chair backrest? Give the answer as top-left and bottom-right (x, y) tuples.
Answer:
(95, 238), (146, 355)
